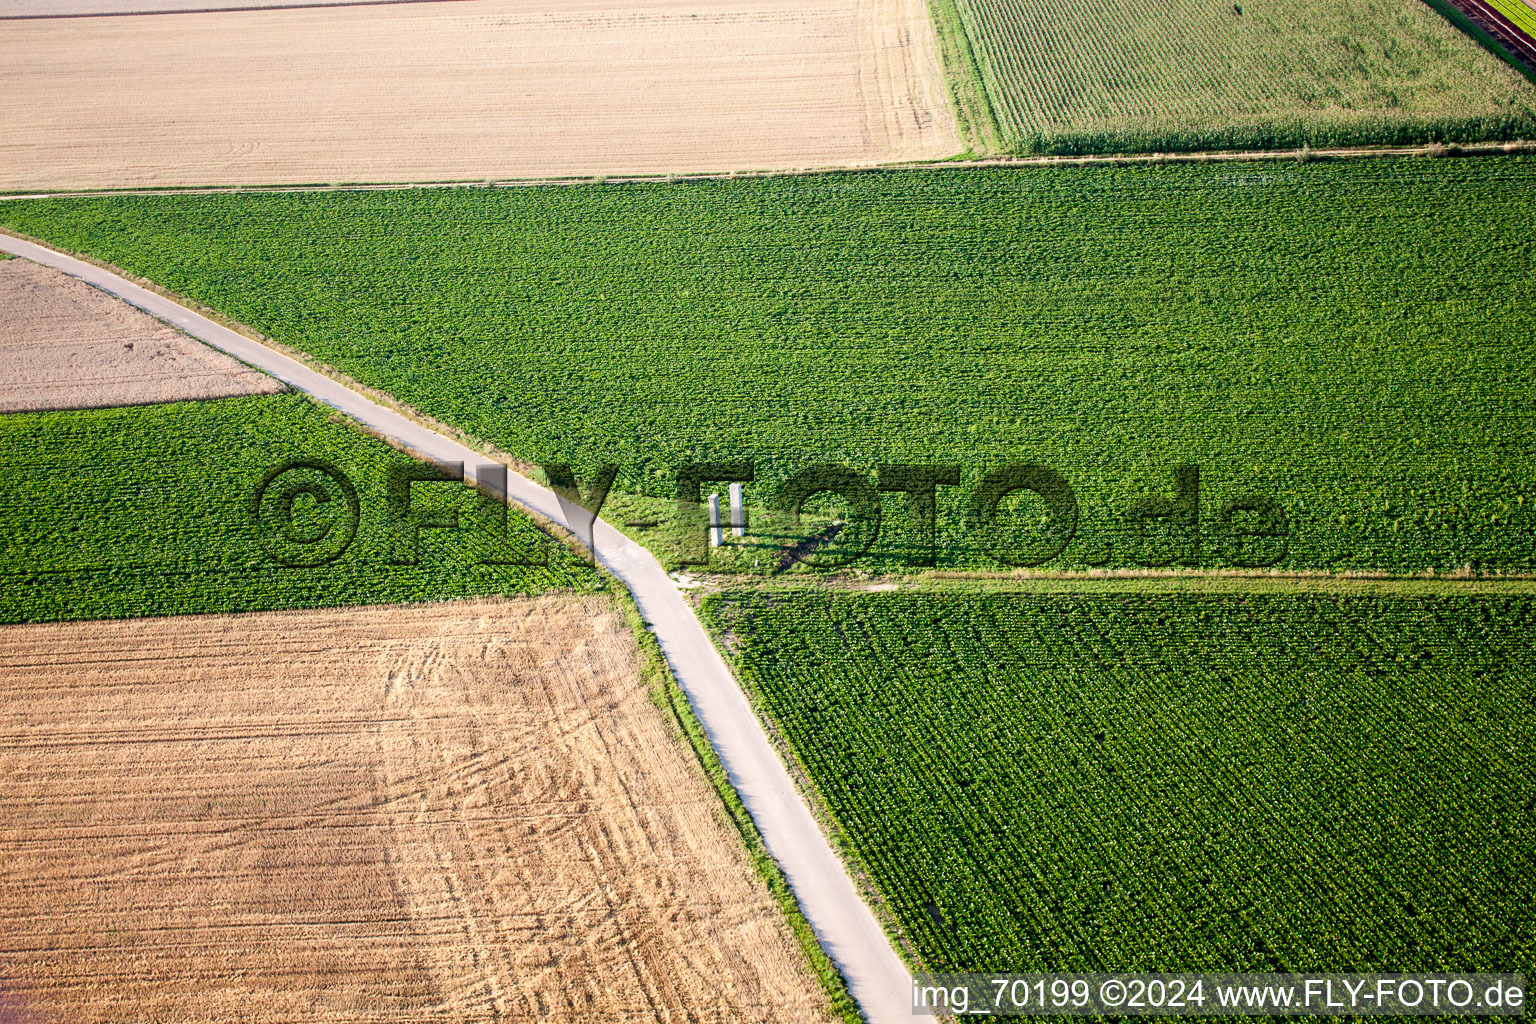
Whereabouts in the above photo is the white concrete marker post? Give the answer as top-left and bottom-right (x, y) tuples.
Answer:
(708, 491), (723, 547)
(729, 481), (745, 537)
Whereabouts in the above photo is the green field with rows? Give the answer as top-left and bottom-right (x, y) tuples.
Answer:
(0, 393), (598, 624)
(703, 588), (1536, 973)
(1485, 0), (1536, 42)
(2, 158), (1534, 575)
(931, 0), (1536, 154)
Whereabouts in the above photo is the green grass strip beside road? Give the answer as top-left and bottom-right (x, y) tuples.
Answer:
(610, 587), (863, 1023)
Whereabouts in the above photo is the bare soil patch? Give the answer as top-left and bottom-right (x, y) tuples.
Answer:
(0, 595), (835, 1023)
(0, 0), (958, 190)
(0, 258), (282, 411)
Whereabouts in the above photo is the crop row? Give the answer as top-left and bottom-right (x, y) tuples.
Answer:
(1, 159), (1533, 573)
(949, 0), (1536, 153)
(1484, 0), (1536, 44)
(703, 589), (1536, 973)
(0, 393), (598, 624)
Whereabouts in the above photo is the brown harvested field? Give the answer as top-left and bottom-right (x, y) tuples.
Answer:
(0, 0), (959, 191)
(0, 257), (283, 412)
(0, 595), (836, 1023)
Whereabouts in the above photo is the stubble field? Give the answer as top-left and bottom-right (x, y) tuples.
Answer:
(0, 595), (835, 1023)
(0, 0), (957, 190)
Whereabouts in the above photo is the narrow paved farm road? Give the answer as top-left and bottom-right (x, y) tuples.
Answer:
(0, 233), (914, 1024)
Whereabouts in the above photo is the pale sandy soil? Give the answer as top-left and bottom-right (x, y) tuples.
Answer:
(0, 595), (835, 1023)
(0, 0), (466, 14)
(0, 257), (283, 411)
(0, 0), (958, 190)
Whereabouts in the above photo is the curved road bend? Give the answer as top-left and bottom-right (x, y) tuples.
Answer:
(0, 233), (914, 1024)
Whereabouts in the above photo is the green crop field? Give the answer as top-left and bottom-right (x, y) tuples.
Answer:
(703, 588), (1536, 973)
(929, 0), (1536, 154)
(0, 393), (598, 624)
(1485, 0), (1536, 41)
(2, 158), (1534, 576)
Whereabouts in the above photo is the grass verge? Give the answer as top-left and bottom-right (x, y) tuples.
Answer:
(924, 0), (1004, 154)
(610, 583), (864, 1024)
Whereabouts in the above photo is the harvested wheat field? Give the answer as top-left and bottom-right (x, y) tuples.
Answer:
(0, 0), (958, 191)
(0, 257), (282, 411)
(0, 595), (836, 1023)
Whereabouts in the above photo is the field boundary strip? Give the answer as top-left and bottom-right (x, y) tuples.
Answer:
(2, 140), (1531, 200)
(0, 0), (479, 19)
(735, 575), (1536, 598)
(923, 0), (1004, 153)
(1461, 0), (1536, 70)
(0, 230), (917, 1024)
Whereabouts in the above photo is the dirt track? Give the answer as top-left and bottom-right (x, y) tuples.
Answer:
(0, 0), (957, 190)
(0, 595), (836, 1023)
(0, 257), (283, 411)
(0, 230), (916, 1024)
